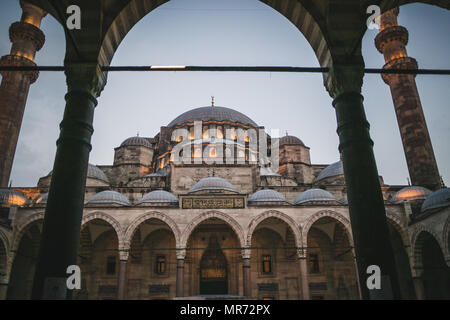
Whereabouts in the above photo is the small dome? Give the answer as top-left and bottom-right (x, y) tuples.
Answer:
(279, 135), (305, 147)
(189, 177), (237, 193)
(120, 136), (152, 149)
(391, 186), (432, 204)
(248, 189), (286, 203)
(167, 106), (258, 127)
(47, 163), (109, 184)
(33, 193), (48, 205)
(87, 191), (130, 206)
(421, 188), (450, 213)
(315, 161), (344, 182)
(138, 190), (178, 204)
(0, 189), (29, 207)
(295, 188), (337, 205)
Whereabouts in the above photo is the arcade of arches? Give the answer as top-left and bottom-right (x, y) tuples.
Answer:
(0, 0), (450, 300)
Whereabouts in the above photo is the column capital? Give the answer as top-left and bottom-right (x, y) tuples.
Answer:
(65, 62), (107, 99)
(241, 247), (251, 260)
(326, 62), (364, 99)
(297, 247), (307, 259)
(176, 248), (186, 260)
(118, 249), (129, 261)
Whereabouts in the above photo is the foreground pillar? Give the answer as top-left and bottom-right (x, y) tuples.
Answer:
(327, 64), (401, 299)
(0, 1), (46, 187)
(297, 251), (310, 300)
(117, 256), (128, 300)
(31, 63), (106, 299)
(412, 276), (425, 300)
(242, 249), (251, 297)
(375, 8), (441, 190)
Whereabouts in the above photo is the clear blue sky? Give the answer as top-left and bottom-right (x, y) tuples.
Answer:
(1, 0), (449, 187)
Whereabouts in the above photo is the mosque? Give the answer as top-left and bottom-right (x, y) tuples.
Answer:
(0, 1), (450, 300)
(1, 104), (449, 300)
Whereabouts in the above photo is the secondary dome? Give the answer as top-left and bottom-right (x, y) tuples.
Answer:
(87, 190), (130, 206)
(391, 186), (432, 204)
(47, 163), (109, 184)
(0, 189), (29, 207)
(33, 193), (48, 205)
(295, 188), (337, 205)
(248, 189), (286, 203)
(421, 188), (450, 213)
(279, 135), (305, 147)
(138, 190), (178, 204)
(120, 136), (152, 149)
(189, 177), (237, 193)
(167, 106), (258, 127)
(315, 161), (344, 182)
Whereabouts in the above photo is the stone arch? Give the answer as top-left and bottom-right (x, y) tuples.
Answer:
(123, 211), (181, 249)
(81, 211), (124, 250)
(12, 212), (45, 252)
(302, 210), (353, 248)
(443, 214), (450, 258)
(246, 210), (302, 249)
(99, 0), (331, 68)
(180, 211), (245, 249)
(411, 226), (446, 271)
(386, 212), (410, 249)
(0, 230), (8, 276)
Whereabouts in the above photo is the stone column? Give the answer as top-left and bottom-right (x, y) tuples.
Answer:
(0, 279), (8, 300)
(412, 276), (425, 300)
(375, 8), (441, 190)
(297, 249), (309, 300)
(176, 249), (186, 297)
(327, 63), (401, 299)
(0, 1), (46, 187)
(242, 248), (251, 297)
(117, 250), (128, 300)
(31, 63), (107, 299)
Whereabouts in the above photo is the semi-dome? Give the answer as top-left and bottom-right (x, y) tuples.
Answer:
(189, 177), (237, 193)
(421, 188), (450, 213)
(47, 163), (109, 184)
(315, 161), (344, 182)
(279, 135), (305, 147)
(138, 190), (178, 204)
(120, 136), (152, 149)
(248, 189), (286, 203)
(0, 189), (29, 207)
(87, 190), (130, 206)
(295, 188), (337, 205)
(391, 186), (432, 204)
(33, 193), (48, 205)
(167, 106), (258, 127)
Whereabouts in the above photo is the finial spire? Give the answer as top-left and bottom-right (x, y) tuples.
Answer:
(285, 130), (289, 136)
(137, 131), (139, 137)
(211, 96), (214, 107)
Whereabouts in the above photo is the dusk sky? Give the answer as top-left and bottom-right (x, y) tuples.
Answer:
(1, 0), (449, 187)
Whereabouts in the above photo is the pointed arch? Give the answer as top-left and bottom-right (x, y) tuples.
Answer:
(302, 210), (352, 248)
(411, 226), (446, 270)
(12, 212), (45, 252)
(81, 211), (124, 250)
(246, 210), (302, 249)
(180, 211), (245, 249)
(123, 211), (181, 249)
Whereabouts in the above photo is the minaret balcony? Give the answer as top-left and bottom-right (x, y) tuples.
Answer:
(375, 25), (409, 53)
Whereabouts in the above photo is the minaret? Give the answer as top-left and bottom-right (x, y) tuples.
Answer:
(375, 8), (441, 190)
(0, 1), (46, 187)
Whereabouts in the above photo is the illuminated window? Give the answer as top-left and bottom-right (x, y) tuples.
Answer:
(159, 158), (165, 169)
(202, 126), (209, 139)
(209, 147), (217, 158)
(194, 148), (202, 158)
(106, 256), (116, 275)
(217, 126), (224, 139)
(262, 255), (272, 274)
(189, 127), (194, 140)
(309, 253), (320, 273)
(155, 255), (166, 274)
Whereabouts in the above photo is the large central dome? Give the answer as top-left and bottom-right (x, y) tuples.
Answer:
(167, 106), (258, 128)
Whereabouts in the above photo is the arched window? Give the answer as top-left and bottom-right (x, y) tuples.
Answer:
(155, 255), (166, 274)
(262, 255), (272, 274)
